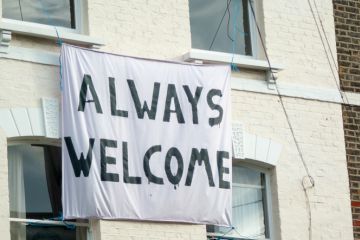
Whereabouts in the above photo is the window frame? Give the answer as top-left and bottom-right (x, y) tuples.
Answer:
(189, 0), (259, 60)
(207, 160), (274, 240)
(7, 140), (92, 240)
(1, 0), (84, 34)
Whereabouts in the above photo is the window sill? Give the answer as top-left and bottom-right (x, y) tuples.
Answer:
(207, 233), (269, 240)
(9, 218), (89, 227)
(0, 20), (105, 47)
(180, 49), (283, 72)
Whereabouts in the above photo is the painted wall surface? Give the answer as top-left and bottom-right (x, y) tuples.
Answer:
(0, 0), (354, 239)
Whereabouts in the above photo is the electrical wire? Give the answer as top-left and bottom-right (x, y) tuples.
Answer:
(209, 0), (232, 50)
(248, 1), (315, 240)
(38, 0), (63, 90)
(18, 0), (24, 21)
(313, 0), (339, 72)
(307, 0), (350, 105)
(226, 0), (234, 42)
(248, 0), (275, 81)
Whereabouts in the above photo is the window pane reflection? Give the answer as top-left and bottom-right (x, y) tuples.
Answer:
(189, 0), (252, 55)
(2, 0), (75, 28)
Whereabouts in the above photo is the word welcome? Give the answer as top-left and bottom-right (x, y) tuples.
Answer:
(64, 137), (230, 189)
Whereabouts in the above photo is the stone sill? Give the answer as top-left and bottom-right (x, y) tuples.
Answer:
(180, 49), (284, 72)
(0, 19), (105, 47)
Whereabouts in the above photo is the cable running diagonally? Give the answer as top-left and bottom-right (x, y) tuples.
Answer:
(248, 1), (315, 240)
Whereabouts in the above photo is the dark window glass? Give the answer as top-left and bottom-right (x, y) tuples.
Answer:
(8, 144), (87, 240)
(207, 166), (268, 239)
(2, 0), (75, 29)
(189, 0), (252, 56)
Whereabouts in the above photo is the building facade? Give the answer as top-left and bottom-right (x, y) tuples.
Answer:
(333, 0), (360, 239)
(0, 0), (355, 239)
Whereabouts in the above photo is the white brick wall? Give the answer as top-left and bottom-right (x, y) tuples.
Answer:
(99, 221), (206, 240)
(263, 0), (339, 89)
(88, 0), (191, 59)
(0, 0), (354, 239)
(232, 91), (353, 240)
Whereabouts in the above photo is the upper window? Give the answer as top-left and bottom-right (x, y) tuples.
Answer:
(8, 143), (88, 240)
(189, 0), (252, 56)
(207, 165), (271, 239)
(2, 0), (76, 29)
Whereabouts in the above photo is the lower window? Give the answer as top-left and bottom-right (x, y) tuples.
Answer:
(8, 143), (89, 240)
(207, 164), (271, 240)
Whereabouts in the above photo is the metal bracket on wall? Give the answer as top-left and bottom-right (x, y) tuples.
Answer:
(0, 30), (11, 52)
(266, 69), (278, 90)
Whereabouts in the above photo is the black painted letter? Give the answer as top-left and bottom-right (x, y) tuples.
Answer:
(183, 85), (202, 124)
(64, 137), (95, 177)
(217, 151), (230, 189)
(185, 148), (215, 187)
(143, 145), (164, 184)
(127, 79), (160, 120)
(207, 89), (223, 127)
(78, 74), (103, 113)
(165, 147), (184, 187)
(163, 84), (185, 124)
(109, 77), (128, 117)
(123, 141), (141, 184)
(100, 139), (119, 182)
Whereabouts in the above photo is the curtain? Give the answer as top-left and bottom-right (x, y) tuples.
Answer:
(44, 145), (87, 240)
(8, 145), (27, 240)
(232, 185), (265, 239)
(217, 166), (266, 239)
(44, 146), (62, 217)
(233, 167), (266, 239)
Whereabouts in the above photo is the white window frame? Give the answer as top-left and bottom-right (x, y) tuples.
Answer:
(189, 0), (259, 61)
(1, 0), (84, 34)
(0, 0), (104, 47)
(7, 140), (93, 240)
(207, 160), (274, 240)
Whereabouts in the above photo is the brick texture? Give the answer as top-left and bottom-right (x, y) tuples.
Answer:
(333, 0), (360, 92)
(334, 0), (360, 239)
(343, 105), (360, 239)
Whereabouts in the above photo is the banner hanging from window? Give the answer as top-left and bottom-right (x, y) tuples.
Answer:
(61, 44), (232, 226)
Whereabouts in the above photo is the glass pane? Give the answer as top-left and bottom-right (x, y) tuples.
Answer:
(189, 0), (252, 55)
(2, 0), (75, 29)
(8, 145), (53, 219)
(10, 221), (88, 240)
(8, 144), (87, 240)
(213, 166), (267, 239)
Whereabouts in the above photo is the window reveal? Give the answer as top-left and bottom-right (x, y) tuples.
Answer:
(189, 0), (252, 56)
(8, 144), (87, 240)
(2, 0), (76, 29)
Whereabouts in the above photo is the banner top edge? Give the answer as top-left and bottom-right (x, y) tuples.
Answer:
(61, 43), (231, 69)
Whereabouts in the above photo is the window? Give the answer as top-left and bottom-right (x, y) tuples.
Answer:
(2, 0), (78, 30)
(8, 143), (89, 240)
(189, 0), (252, 56)
(207, 164), (272, 239)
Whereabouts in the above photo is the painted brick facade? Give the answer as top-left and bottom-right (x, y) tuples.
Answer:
(334, 0), (360, 239)
(333, 0), (360, 92)
(0, 0), (355, 239)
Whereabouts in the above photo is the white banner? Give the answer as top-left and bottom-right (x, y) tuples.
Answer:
(61, 44), (232, 226)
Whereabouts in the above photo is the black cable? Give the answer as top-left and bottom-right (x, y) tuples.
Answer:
(248, 0), (313, 181)
(248, 1), (314, 240)
(313, 0), (339, 72)
(308, 0), (350, 105)
(248, 0), (275, 81)
(209, 0), (232, 50)
(18, 0), (24, 21)
(226, 0), (234, 42)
